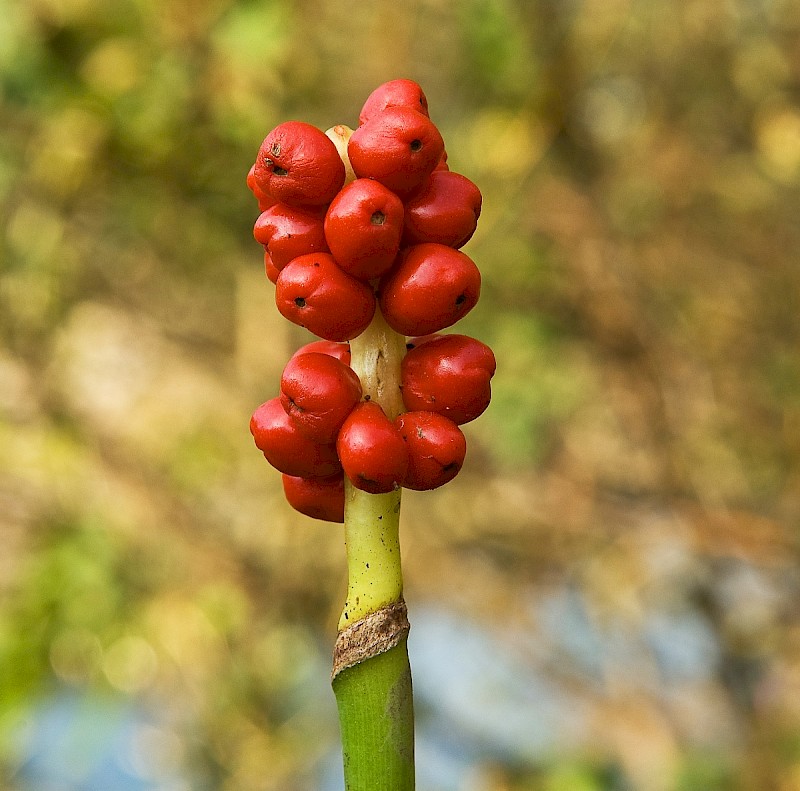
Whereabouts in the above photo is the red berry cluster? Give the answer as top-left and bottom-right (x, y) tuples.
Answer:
(247, 79), (496, 522)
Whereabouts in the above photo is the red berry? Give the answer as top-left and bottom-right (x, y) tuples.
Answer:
(250, 398), (341, 478)
(401, 334), (496, 424)
(275, 253), (376, 342)
(378, 243), (481, 336)
(247, 164), (276, 212)
(290, 340), (351, 366)
(359, 78), (430, 125)
(403, 171), (482, 249)
(348, 107), (444, 197)
(253, 121), (345, 208)
(324, 179), (404, 280)
(280, 352), (362, 442)
(394, 411), (466, 490)
(254, 204), (328, 270)
(282, 473), (345, 523)
(264, 250), (280, 284)
(337, 401), (408, 494)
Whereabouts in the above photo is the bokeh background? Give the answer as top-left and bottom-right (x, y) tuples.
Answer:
(2, 0), (800, 789)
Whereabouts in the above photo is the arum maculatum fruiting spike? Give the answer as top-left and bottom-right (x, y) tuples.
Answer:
(247, 79), (495, 522)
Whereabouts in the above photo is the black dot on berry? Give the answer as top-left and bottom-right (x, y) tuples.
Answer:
(371, 211), (386, 225)
(272, 166), (288, 176)
(443, 462), (459, 473)
(410, 139), (422, 152)
(294, 297), (306, 307)
(455, 294), (466, 305)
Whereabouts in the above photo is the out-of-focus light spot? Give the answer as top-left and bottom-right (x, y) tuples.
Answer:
(147, 597), (223, 677)
(51, 302), (157, 428)
(574, 76), (646, 148)
(29, 108), (107, 196)
(81, 38), (143, 97)
(49, 628), (103, 685)
(126, 723), (186, 780)
(0, 272), (56, 332)
(732, 38), (789, 100)
(102, 635), (159, 693)
(6, 201), (64, 264)
(468, 110), (546, 177)
(755, 104), (800, 182)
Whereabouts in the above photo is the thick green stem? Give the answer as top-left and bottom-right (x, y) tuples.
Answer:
(332, 307), (415, 790)
(334, 639), (415, 791)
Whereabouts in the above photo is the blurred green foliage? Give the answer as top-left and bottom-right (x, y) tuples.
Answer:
(2, 0), (800, 789)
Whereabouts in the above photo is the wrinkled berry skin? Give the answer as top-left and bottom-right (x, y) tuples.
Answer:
(276, 253), (376, 341)
(254, 204), (328, 271)
(324, 179), (404, 280)
(348, 107), (444, 197)
(401, 334), (496, 424)
(253, 121), (345, 208)
(359, 78), (430, 125)
(290, 340), (351, 366)
(379, 243), (481, 336)
(403, 171), (482, 249)
(337, 401), (408, 494)
(394, 411), (466, 490)
(250, 398), (341, 478)
(280, 352), (362, 442)
(282, 473), (345, 523)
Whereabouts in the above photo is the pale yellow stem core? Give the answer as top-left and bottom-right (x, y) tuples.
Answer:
(339, 311), (407, 629)
(325, 124), (357, 186)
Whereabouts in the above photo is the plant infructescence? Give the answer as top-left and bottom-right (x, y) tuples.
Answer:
(247, 79), (496, 790)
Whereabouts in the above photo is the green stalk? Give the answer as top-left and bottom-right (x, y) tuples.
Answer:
(332, 308), (415, 790)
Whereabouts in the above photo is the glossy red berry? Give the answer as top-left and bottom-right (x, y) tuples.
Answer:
(250, 398), (341, 478)
(337, 401), (408, 494)
(247, 164), (276, 212)
(359, 78), (430, 125)
(282, 473), (345, 523)
(290, 340), (351, 366)
(253, 121), (345, 208)
(379, 243), (481, 336)
(254, 204), (328, 270)
(275, 253), (376, 342)
(348, 107), (444, 197)
(324, 179), (404, 280)
(401, 334), (496, 424)
(394, 411), (467, 491)
(264, 250), (280, 284)
(280, 352), (362, 442)
(403, 171), (482, 249)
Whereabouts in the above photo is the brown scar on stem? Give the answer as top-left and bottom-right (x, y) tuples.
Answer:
(332, 599), (409, 680)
